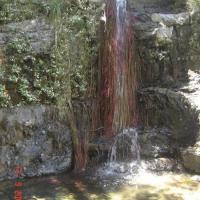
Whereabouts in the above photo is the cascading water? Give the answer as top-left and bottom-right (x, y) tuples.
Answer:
(109, 128), (140, 163)
(97, 0), (141, 179)
(100, 0), (139, 137)
(96, 128), (141, 179)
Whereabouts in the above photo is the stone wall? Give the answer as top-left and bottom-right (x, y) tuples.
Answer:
(0, 106), (72, 181)
(129, 0), (196, 87)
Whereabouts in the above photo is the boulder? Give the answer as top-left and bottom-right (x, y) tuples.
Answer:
(179, 71), (200, 173)
(138, 87), (199, 145)
(139, 128), (175, 158)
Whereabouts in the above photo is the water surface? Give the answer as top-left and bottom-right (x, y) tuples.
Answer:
(0, 170), (200, 200)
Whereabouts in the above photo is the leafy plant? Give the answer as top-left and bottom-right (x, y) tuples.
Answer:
(0, 0), (100, 108)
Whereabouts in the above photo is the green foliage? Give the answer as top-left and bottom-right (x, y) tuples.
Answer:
(1, 34), (63, 105)
(0, 84), (11, 107)
(187, 0), (200, 9)
(48, 0), (99, 101)
(0, 0), (100, 108)
(0, 0), (48, 24)
(46, 0), (100, 170)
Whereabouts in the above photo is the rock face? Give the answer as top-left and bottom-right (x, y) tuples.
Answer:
(126, 0), (200, 173)
(127, 0), (200, 87)
(139, 128), (175, 158)
(131, 1), (193, 87)
(138, 87), (199, 145)
(181, 142), (200, 173)
(0, 106), (72, 181)
(179, 71), (200, 173)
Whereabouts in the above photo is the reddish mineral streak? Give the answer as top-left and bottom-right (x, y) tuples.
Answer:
(73, 137), (87, 172)
(100, 0), (139, 137)
(73, 0), (139, 171)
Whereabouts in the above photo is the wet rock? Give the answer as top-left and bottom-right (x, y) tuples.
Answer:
(0, 106), (72, 181)
(181, 142), (200, 173)
(143, 158), (181, 172)
(179, 70), (200, 143)
(128, 0), (187, 13)
(138, 87), (199, 146)
(130, 0), (196, 87)
(139, 128), (175, 158)
(189, 10), (200, 71)
(180, 70), (200, 111)
(139, 70), (200, 172)
(151, 12), (190, 26)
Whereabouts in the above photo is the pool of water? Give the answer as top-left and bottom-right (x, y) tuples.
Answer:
(0, 168), (200, 200)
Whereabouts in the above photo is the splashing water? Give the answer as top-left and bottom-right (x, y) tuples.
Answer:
(109, 128), (140, 162)
(98, 0), (141, 178)
(96, 128), (141, 179)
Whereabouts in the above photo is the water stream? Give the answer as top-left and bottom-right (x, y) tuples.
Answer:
(0, 171), (200, 200)
(100, 0), (138, 136)
(109, 128), (140, 162)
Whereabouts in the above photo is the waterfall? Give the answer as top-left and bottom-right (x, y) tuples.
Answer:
(97, 0), (141, 178)
(109, 128), (140, 163)
(100, 0), (139, 137)
(96, 128), (141, 178)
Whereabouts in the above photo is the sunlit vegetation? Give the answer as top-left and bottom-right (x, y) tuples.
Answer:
(47, 0), (100, 171)
(0, 0), (101, 170)
(0, 0), (100, 107)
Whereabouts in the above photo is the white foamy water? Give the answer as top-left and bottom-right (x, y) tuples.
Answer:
(109, 128), (140, 162)
(96, 128), (141, 179)
(116, 0), (127, 42)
